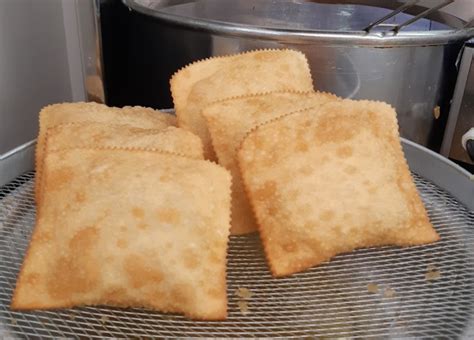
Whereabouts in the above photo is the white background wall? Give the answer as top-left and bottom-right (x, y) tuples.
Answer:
(0, 0), (86, 156)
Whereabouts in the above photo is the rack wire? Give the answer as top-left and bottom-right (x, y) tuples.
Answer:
(364, 0), (455, 32)
(0, 171), (473, 338)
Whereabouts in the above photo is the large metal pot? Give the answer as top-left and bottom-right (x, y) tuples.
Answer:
(101, 0), (474, 151)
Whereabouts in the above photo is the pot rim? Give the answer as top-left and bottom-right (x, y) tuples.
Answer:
(123, 0), (474, 47)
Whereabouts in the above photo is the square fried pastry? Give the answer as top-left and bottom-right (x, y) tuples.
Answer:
(35, 102), (176, 201)
(170, 49), (314, 160)
(46, 123), (203, 159)
(238, 100), (440, 277)
(35, 123), (204, 206)
(12, 148), (232, 320)
(202, 91), (337, 235)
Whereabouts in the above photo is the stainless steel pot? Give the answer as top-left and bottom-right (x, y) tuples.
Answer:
(112, 0), (474, 151)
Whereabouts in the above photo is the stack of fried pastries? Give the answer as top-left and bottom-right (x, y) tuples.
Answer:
(12, 103), (232, 320)
(12, 49), (440, 321)
(170, 49), (439, 277)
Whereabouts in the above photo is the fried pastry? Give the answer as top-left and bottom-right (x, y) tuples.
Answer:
(46, 123), (203, 159)
(13, 148), (231, 320)
(35, 102), (175, 201)
(170, 49), (314, 160)
(238, 100), (440, 277)
(202, 91), (337, 234)
(34, 123), (204, 207)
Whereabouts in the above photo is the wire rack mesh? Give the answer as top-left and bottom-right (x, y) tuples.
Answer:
(0, 171), (473, 338)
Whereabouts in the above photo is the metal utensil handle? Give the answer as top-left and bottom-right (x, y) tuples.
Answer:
(464, 18), (474, 28)
(364, 0), (420, 32)
(364, 0), (454, 33)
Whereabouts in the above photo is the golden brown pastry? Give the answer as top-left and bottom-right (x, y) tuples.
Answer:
(13, 148), (232, 320)
(238, 99), (440, 277)
(35, 102), (175, 202)
(202, 91), (337, 235)
(170, 49), (314, 160)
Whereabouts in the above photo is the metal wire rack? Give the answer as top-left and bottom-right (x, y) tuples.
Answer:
(0, 171), (473, 338)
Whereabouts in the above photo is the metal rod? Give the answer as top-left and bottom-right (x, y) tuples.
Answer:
(392, 0), (454, 33)
(464, 18), (474, 28)
(363, 0), (420, 32)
